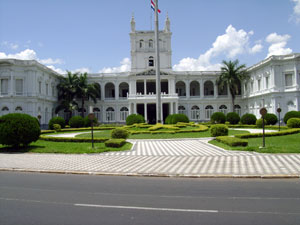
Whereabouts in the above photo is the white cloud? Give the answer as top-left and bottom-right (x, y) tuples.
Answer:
(1, 41), (19, 50)
(265, 33), (292, 57)
(99, 57), (131, 73)
(173, 25), (262, 71)
(39, 58), (64, 65)
(72, 67), (91, 73)
(291, 0), (300, 23)
(46, 65), (65, 74)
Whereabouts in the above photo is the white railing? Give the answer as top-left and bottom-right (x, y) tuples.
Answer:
(128, 92), (179, 99)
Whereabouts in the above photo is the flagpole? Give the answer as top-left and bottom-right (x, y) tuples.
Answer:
(150, 6), (152, 30)
(155, 0), (161, 123)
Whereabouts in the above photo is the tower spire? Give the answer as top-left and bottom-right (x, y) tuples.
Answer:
(164, 12), (170, 32)
(131, 12), (135, 32)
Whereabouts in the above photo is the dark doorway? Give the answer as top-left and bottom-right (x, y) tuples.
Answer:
(147, 104), (156, 124)
(161, 80), (168, 94)
(163, 103), (169, 123)
(146, 81), (156, 94)
(137, 104), (144, 118)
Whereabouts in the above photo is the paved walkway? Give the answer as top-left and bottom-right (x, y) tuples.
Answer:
(1, 136), (300, 177)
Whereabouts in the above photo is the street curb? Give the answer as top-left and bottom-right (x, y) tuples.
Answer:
(1, 168), (299, 179)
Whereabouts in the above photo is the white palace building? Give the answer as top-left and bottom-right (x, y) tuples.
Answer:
(0, 15), (300, 125)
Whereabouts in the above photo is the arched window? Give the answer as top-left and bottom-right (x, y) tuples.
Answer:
(205, 105), (214, 120)
(1, 106), (9, 116)
(234, 105), (241, 116)
(119, 82), (129, 98)
(106, 107), (115, 122)
(218, 82), (228, 96)
(15, 106), (23, 112)
(190, 81), (200, 97)
(148, 56), (154, 67)
(178, 105), (186, 115)
(149, 39), (153, 48)
(176, 81), (186, 97)
(139, 39), (144, 48)
(191, 105), (200, 120)
(105, 82), (115, 99)
(219, 105), (227, 115)
(204, 81), (214, 96)
(120, 107), (129, 121)
(93, 108), (101, 121)
(287, 101), (295, 111)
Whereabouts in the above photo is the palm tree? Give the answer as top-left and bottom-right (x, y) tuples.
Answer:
(75, 73), (100, 117)
(216, 60), (249, 112)
(55, 71), (79, 119)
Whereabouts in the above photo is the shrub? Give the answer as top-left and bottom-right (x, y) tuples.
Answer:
(287, 118), (300, 128)
(226, 112), (240, 125)
(165, 114), (173, 124)
(126, 114), (145, 125)
(210, 112), (226, 124)
(53, 124), (61, 132)
(241, 113), (257, 125)
(48, 116), (65, 129)
(210, 124), (228, 137)
(69, 116), (85, 128)
(105, 139), (126, 148)
(283, 111), (300, 124)
(148, 123), (164, 131)
(170, 114), (189, 124)
(216, 136), (248, 147)
(0, 113), (40, 147)
(264, 113), (278, 125)
(235, 128), (300, 139)
(111, 128), (129, 139)
(256, 118), (267, 128)
(83, 116), (98, 127)
(39, 135), (108, 143)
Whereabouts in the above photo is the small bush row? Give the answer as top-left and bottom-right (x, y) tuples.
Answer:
(283, 111), (300, 124)
(104, 139), (126, 148)
(210, 124), (228, 137)
(235, 128), (300, 139)
(287, 118), (300, 128)
(216, 136), (248, 147)
(39, 135), (109, 143)
(130, 125), (208, 135)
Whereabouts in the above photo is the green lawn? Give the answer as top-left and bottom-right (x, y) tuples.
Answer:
(209, 133), (300, 153)
(0, 140), (132, 154)
(76, 129), (249, 139)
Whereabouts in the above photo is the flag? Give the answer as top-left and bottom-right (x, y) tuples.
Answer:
(151, 0), (161, 13)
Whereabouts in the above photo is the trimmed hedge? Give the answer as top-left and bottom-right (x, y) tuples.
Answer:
(0, 113), (41, 147)
(226, 112), (240, 125)
(287, 118), (300, 128)
(211, 112), (226, 124)
(69, 116), (85, 128)
(53, 124), (61, 132)
(104, 139), (126, 148)
(39, 135), (109, 143)
(111, 128), (129, 139)
(241, 113), (257, 125)
(165, 114), (189, 124)
(126, 114), (145, 125)
(48, 116), (65, 129)
(216, 136), (248, 147)
(84, 116), (98, 127)
(210, 124), (228, 137)
(256, 118), (267, 128)
(265, 113), (278, 125)
(283, 111), (300, 124)
(235, 128), (300, 139)
(148, 123), (164, 131)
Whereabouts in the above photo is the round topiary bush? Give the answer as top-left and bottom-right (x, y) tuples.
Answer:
(283, 111), (300, 124)
(170, 114), (189, 124)
(256, 118), (267, 128)
(53, 124), (61, 132)
(83, 116), (98, 127)
(126, 114), (145, 125)
(69, 116), (84, 128)
(226, 112), (240, 125)
(0, 113), (40, 147)
(210, 124), (228, 137)
(165, 114), (173, 124)
(264, 113), (278, 125)
(210, 112), (226, 124)
(48, 116), (65, 130)
(287, 118), (300, 128)
(241, 113), (257, 125)
(111, 128), (129, 139)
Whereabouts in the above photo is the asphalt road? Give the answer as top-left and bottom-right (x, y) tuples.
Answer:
(1, 172), (300, 225)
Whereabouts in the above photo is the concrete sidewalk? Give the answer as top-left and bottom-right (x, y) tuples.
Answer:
(1, 138), (300, 178)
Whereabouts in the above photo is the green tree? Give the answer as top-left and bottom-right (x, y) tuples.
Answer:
(216, 60), (249, 111)
(55, 71), (79, 119)
(75, 73), (100, 117)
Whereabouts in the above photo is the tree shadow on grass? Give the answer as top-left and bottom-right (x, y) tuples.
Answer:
(0, 145), (45, 154)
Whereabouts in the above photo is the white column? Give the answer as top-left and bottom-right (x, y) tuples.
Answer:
(175, 102), (178, 114)
(186, 81), (190, 99)
(134, 102), (137, 114)
(101, 83), (105, 100)
(10, 73), (14, 95)
(144, 103), (148, 122)
(214, 80), (218, 98)
(115, 82), (119, 100)
(144, 79), (147, 95)
(295, 63), (299, 87)
(102, 106), (105, 123)
(200, 79), (204, 99)
(170, 101), (173, 114)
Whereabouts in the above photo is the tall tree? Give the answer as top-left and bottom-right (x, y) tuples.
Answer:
(55, 71), (79, 119)
(216, 60), (249, 112)
(75, 73), (100, 117)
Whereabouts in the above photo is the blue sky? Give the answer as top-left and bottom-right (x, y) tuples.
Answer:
(0, 0), (299, 74)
